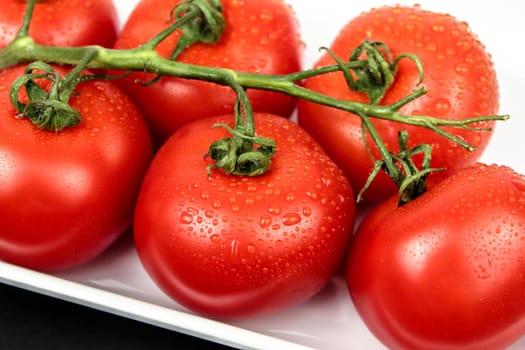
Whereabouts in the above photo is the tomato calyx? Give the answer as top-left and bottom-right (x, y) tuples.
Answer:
(137, 0), (225, 86)
(324, 39), (423, 105)
(358, 130), (444, 205)
(9, 61), (85, 131)
(206, 99), (276, 177)
(172, 0), (225, 47)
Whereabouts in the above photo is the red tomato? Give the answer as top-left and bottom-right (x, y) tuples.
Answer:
(134, 113), (355, 318)
(346, 163), (525, 349)
(297, 5), (499, 202)
(113, 0), (302, 144)
(0, 0), (118, 49)
(0, 64), (153, 271)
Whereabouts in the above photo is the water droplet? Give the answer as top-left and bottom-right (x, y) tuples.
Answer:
(269, 207), (281, 215)
(427, 43), (437, 51)
(477, 258), (492, 279)
(282, 213), (302, 226)
(321, 177), (332, 187)
(303, 207), (312, 217)
(478, 268), (491, 280)
(306, 191), (318, 201)
(180, 212), (193, 224)
(210, 234), (220, 243)
(457, 40), (471, 51)
(260, 10), (273, 21)
(433, 98), (451, 115)
(230, 239), (240, 258)
(247, 244), (256, 253)
(260, 215), (272, 228)
(432, 24), (446, 32)
(455, 63), (469, 76)
(213, 200), (222, 209)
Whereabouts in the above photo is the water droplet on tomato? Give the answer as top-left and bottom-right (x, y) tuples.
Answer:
(433, 98), (451, 115)
(302, 207), (312, 217)
(455, 63), (469, 76)
(432, 24), (446, 32)
(260, 9), (273, 21)
(306, 191), (318, 201)
(282, 213), (301, 226)
(457, 40), (472, 51)
(180, 212), (193, 224)
(247, 244), (256, 253)
(230, 239), (240, 258)
(269, 206), (281, 215)
(260, 215), (272, 228)
(478, 268), (491, 280)
(210, 234), (220, 243)
(321, 177), (332, 187)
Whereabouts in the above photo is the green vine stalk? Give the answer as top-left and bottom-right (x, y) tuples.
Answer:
(0, 0), (509, 203)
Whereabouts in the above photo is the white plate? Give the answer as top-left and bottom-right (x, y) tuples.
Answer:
(1, 1), (525, 349)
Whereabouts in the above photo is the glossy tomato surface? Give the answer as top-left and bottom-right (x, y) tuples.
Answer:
(0, 64), (153, 271)
(297, 5), (499, 202)
(134, 113), (355, 319)
(346, 163), (525, 350)
(0, 0), (118, 48)
(113, 0), (302, 144)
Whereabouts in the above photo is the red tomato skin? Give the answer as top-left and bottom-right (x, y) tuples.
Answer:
(346, 163), (525, 350)
(113, 0), (302, 144)
(0, 65), (153, 271)
(297, 5), (499, 202)
(134, 113), (355, 319)
(0, 0), (119, 49)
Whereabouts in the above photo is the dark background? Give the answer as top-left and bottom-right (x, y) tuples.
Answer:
(0, 282), (235, 350)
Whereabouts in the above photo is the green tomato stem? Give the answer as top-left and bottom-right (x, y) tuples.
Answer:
(0, 0), (509, 200)
(0, 40), (508, 139)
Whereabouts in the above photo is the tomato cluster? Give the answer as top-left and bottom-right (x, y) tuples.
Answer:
(0, 1), (524, 349)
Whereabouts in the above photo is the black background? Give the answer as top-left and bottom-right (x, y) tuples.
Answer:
(0, 282), (235, 350)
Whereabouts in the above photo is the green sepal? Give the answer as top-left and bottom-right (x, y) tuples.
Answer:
(324, 39), (424, 105)
(9, 61), (82, 132)
(206, 123), (277, 177)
